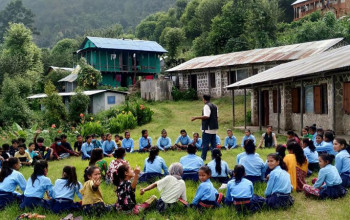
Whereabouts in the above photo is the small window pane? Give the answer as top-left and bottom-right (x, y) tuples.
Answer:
(305, 85), (314, 113)
(107, 96), (115, 104)
(236, 69), (248, 82)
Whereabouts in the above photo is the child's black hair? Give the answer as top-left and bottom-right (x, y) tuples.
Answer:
(114, 148), (126, 159)
(54, 137), (61, 142)
(161, 129), (167, 134)
(89, 148), (103, 166)
(31, 160), (48, 186)
(84, 166), (100, 182)
(18, 137), (26, 143)
(199, 166), (211, 176)
(62, 166), (80, 189)
(324, 131), (334, 142)
(85, 135), (92, 141)
(303, 126), (309, 132)
(267, 153), (288, 171)
(212, 149), (222, 175)
(124, 131), (130, 136)
(287, 130), (295, 136)
(60, 134), (67, 139)
(187, 144), (197, 154)
(148, 146), (159, 164)
(233, 165), (245, 184)
(193, 132), (199, 137)
(334, 138), (350, 154)
(11, 139), (18, 144)
(287, 141), (307, 166)
(18, 143), (26, 149)
(76, 134), (82, 138)
(316, 134), (323, 139)
(309, 126), (316, 133)
(101, 133), (106, 137)
(115, 134), (120, 138)
(37, 137), (44, 143)
(113, 164), (130, 186)
(105, 133), (111, 138)
(275, 144), (287, 159)
(203, 94), (211, 101)
(316, 128), (324, 136)
(2, 143), (10, 151)
(319, 154), (335, 164)
(141, 130), (147, 136)
(244, 139), (256, 154)
(245, 129), (251, 133)
(302, 138), (316, 152)
(0, 158), (19, 182)
(180, 129), (186, 134)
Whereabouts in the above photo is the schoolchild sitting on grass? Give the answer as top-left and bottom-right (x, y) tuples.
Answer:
(106, 148), (129, 184)
(122, 131), (134, 153)
(14, 144), (33, 166)
(81, 135), (94, 160)
(207, 149), (230, 183)
(333, 138), (350, 188)
(102, 133), (117, 157)
(174, 129), (191, 150)
(140, 147), (168, 182)
(179, 144), (204, 181)
(156, 129), (172, 151)
(89, 149), (108, 180)
(139, 130), (152, 152)
(140, 162), (187, 212)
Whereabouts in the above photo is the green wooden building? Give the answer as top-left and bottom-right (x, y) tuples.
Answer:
(76, 37), (167, 87)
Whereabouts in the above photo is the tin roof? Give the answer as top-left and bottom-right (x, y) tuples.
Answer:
(79, 37), (167, 53)
(27, 90), (128, 99)
(58, 73), (78, 83)
(292, 0), (308, 6)
(226, 45), (350, 89)
(167, 38), (344, 72)
(49, 66), (74, 72)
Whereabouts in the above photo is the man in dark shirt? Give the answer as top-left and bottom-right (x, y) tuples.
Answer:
(61, 134), (73, 151)
(74, 134), (83, 153)
(9, 139), (19, 157)
(34, 130), (53, 160)
(51, 137), (78, 160)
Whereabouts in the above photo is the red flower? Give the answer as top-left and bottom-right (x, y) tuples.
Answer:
(57, 130), (61, 133)
(80, 113), (84, 118)
(51, 124), (56, 128)
(140, 104), (144, 110)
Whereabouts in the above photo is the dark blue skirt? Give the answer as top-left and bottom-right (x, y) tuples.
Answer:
(50, 198), (81, 213)
(81, 150), (92, 160)
(191, 200), (219, 209)
(225, 195), (265, 214)
(211, 176), (230, 184)
(340, 172), (350, 188)
(319, 184), (347, 199)
(20, 196), (49, 210)
(182, 171), (199, 181)
(139, 172), (164, 183)
(266, 193), (294, 209)
(82, 202), (112, 216)
(0, 191), (23, 210)
(245, 175), (262, 184)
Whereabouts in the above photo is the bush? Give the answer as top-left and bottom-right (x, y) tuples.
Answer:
(171, 87), (197, 101)
(68, 91), (90, 124)
(109, 111), (137, 133)
(81, 121), (104, 137)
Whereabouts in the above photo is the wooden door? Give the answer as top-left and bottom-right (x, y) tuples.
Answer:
(263, 90), (269, 126)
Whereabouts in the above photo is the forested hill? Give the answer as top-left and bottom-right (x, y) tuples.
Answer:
(0, 0), (176, 48)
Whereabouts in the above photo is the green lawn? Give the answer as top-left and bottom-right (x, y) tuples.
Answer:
(1, 97), (350, 220)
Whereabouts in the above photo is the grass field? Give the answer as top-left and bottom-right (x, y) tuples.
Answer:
(1, 97), (350, 220)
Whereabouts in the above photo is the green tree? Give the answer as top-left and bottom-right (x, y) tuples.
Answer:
(45, 70), (70, 89)
(42, 81), (67, 127)
(68, 91), (90, 124)
(162, 28), (186, 58)
(77, 58), (102, 90)
(50, 38), (79, 68)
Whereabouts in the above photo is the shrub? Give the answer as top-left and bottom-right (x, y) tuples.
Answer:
(68, 91), (90, 125)
(77, 58), (102, 90)
(109, 112), (137, 133)
(171, 87), (197, 101)
(81, 121), (104, 137)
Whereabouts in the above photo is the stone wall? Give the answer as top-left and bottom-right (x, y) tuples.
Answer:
(140, 79), (173, 101)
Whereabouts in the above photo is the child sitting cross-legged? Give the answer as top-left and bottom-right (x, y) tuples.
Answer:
(106, 148), (129, 184)
(207, 149), (230, 183)
(140, 162), (187, 212)
(89, 148), (108, 180)
(14, 144), (33, 166)
(180, 144), (204, 181)
(50, 166), (82, 213)
(139, 147), (168, 182)
(191, 166), (223, 209)
(113, 164), (157, 214)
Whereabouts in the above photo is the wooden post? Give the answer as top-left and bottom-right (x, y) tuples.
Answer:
(332, 75), (336, 132)
(244, 88), (247, 129)
(258, 89), (262, 131)
(277, 84), (281, 134)
(300, 80), (304, 135)
(232, 89), (235, 127)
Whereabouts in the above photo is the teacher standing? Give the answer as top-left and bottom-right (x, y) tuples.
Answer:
(192, 94), (218, 161)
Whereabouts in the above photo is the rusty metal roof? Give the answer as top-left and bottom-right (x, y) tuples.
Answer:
(226, 44), (350, 89)
(167, 38), (344, 72)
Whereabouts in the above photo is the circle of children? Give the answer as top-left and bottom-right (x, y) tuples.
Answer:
(0, 124), (349, 217)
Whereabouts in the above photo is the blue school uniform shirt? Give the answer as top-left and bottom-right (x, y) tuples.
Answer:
(81, 142), (94, 159)
(157, 137), (172, 151)
(312, 133), (317, 145)
(216, 135), (221, 145)
(207, 160), (229, 177)
(236, 152), (260, 166)
(26, 150), (38, 159)
(179, 154), (204, 172)
(191, 138), (203, 150)
(316, 141), (337, 155)
(303, 147), (319, 164)
(52, 179), (82, 200)
(314, 164), (342, 188)
(192, 179), (218, 205)
(335, 149), (350, 174)
(24, 175), (53, 198)
(265, 166), (292, 196)
(102, 140), (117, 155)
(122, 138), (134, 152)
(226, 178), (253, 201)
(224, 136), (237, 149)
(175, 135), (191, 145)
(92, 139), (102, 149)
(0, 169), (26, 195)
(241, 135), (256, 147)
(139, 137), (152, 151)
(143, 156), (169, 175)
(239, 154), (265, 178)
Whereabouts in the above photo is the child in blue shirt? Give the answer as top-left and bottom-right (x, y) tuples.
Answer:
(81, 135), (94, 160)
(207, 149), (229, 183)
(241, 129), (256, 147)
(51, 166), (82, 213)
(122, 131), (134, 153)
(175, 129), (191, 150)
(157, 129), (172, 151)
(20, 160), (53, 209)
(224, 129), (237, 149)
(238, 140), (265, 183)
(180, 144), (204, 181)
(139, 130), (152, 152)
(102, 133), (117, 157)
(333, 138), (350, 188)
(265, 153), (294, 209)
(27, 142), (41, 164)
(216, 135), (221, 147)
(316, 132), (336, 155)
(225, 165), (264, 213)
(303, 154), (347, 199)
(302, 138), (319, 172)
(191, 166), (223, 209)
(140, 147), (168, 182)
(0, 158), (26, 210)
(191, 133), (203, 151)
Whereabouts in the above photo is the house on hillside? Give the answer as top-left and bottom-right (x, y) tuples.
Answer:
(167, 38), (346, 98)
(75, 37), (167, 88)
(292, 0), (350, 21)
(227, 45), (350, 135)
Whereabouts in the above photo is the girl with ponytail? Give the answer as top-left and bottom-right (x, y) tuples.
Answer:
(20, 160), (53, 210)
(302, 138), (319, 172)
(0, 158), (26, 210)
(51, 166), (82, 213)
(208, 149), (230, 183)
(140, 146), (168, 182)
(333, 138), (350, 188)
